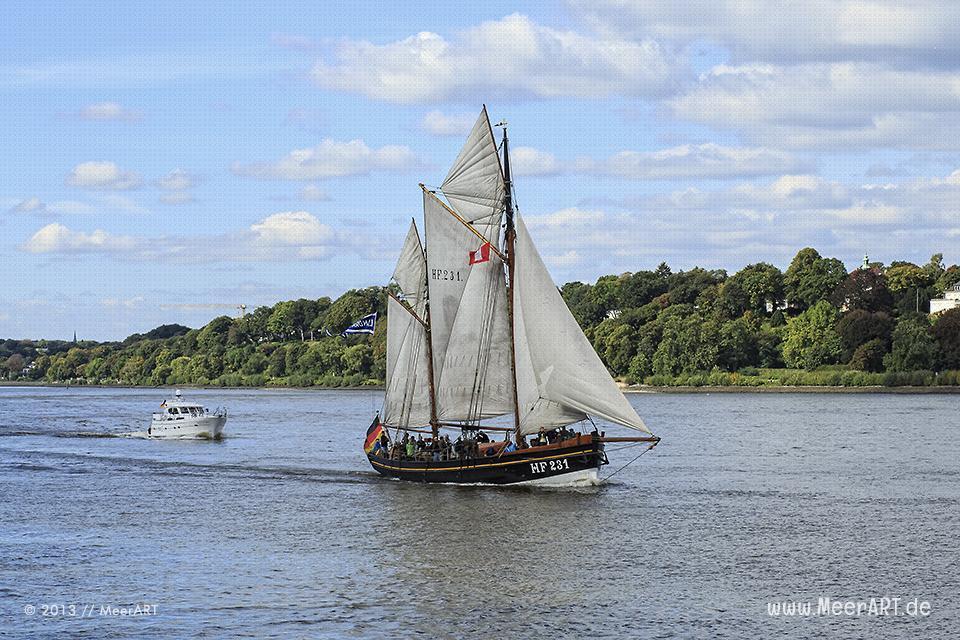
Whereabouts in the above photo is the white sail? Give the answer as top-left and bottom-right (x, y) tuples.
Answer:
(384, 298), (432, 427)
(440, 107), (505, 243)
(383, 222), (432, 427)
(423, 191), (469, 382)
(436, 249), (513, 421)
(424, 191), (512, 421)
(393, 220), (426, 304)
(513, 215), (651, 435)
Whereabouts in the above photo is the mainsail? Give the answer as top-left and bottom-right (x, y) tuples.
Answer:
(385, 107), (652, 438)
(382, 221), (432, 427)
(423, 191), (513, 422)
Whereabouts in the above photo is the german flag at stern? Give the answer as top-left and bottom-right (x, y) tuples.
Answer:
(364, 416), (384, 453)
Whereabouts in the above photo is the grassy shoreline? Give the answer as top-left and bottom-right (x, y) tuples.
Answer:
(5, 380), (960, 394)
(624, 384), (960, 394)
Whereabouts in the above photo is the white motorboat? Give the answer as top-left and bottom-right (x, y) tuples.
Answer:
(149, 390), (227, 439)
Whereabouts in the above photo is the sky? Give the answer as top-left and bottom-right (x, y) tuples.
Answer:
(5, 1), (960, 340)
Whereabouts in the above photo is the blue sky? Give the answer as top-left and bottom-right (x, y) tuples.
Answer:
(5, 1), (960, 340)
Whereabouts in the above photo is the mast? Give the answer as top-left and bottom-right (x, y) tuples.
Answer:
(498, 120), (522, 438)
(424, 302), (440, 440)
(418, 225), (441, 441)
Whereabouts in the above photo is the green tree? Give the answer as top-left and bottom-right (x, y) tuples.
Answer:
(620, 269), (669, 309)
(197, 316), (233, 350)
(830, 269), (893, 313)
(627, 318), (664, 381)
(592, 320), (637, 375)
(652, 313), (720, 375)
(835, 310), (894, 362)
(932, 308), (960, 370)
(118, 355), (146, 384)
(884, 314), (936, 372)
(268, 301), (296, 340)
(240, 351), (269, 376)
(886, 262), (928, 293)
(667, 268), (726, 306)
(849, 338), (887, 372)
(781, 301), (842, 370)
(268, 345), (288, 377)
(935, 265), (960, 295)
(4, 353), (25, 376)
(591, 275), (624, 318)
(342, 343), (373, 375)
(784, 248), (847, 311)
(717, 314), (761, 371)
(323, 288), (385, 334)
(561, 281), (603, 327)
(727, 262), (784, 316)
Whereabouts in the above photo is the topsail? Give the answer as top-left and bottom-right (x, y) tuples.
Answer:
(440, 108), (505, 243)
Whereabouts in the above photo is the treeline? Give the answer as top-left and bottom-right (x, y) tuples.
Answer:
(566, 249), (960, 385)
(4, 248), (960, 388)
(2, 288), (387, 387)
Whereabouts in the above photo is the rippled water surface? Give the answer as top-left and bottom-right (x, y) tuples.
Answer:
(1, 386), (957, 638)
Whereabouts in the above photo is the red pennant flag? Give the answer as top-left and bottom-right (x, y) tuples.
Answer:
(468, 242), (491, 265)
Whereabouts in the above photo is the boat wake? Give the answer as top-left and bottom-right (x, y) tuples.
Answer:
(119, 430), (222, 440)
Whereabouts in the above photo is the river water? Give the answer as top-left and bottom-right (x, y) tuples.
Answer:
(0, 386), (956, 638)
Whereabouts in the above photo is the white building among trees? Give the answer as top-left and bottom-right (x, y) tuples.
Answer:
(930, 283), (960, 314)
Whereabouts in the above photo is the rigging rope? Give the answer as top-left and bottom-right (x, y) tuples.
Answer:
(599, 440), (658, 484)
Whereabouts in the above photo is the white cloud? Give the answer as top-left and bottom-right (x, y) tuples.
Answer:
(299, 185), (330, 201)
(250, 211), (333, 245)
(97, 194), (148, 214)
(100, 296), (145, 309)
(522, 167), (960, 278)
(508, 143), (807, 179)
(421, 111), (476, 136)
(270, 33), (317, 51)
(544, 250), (582, 266)
(19, 212), (364, 263)
(156, 169), (196, 205)
(232, 139), (418, 180)
(525, 207), (606, 227)
(668, 62), (960, 149)
(9, 196), (142, 215)
(46, 200), (95, 215)
(22, 223), (137, 253)
(571, 1), (960, 65)
(157, 168), (195, 191)
(66, 161), (141, 190)
(159, 192), (194, 205)
(597, 143), (808, 179)
(10, 197), (45, 213)
(511, 147), (561, 176)
(311, 13), (679, 103)
(78, 101), (141, 121)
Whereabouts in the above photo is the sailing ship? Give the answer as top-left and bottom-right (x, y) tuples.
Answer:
(365, 107), (659, 486)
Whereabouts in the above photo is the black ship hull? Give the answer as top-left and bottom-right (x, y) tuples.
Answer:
(366, 435), (608, 486)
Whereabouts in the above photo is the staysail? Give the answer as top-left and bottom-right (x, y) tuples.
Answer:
(383, 221), (432, 427)
(512, 215), (652, 435)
